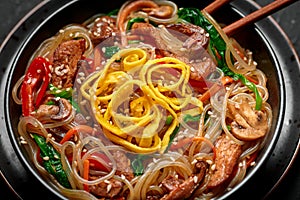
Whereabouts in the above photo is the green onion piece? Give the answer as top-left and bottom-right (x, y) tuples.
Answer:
(104, 46), (120, 58)
(128, 40), (141, 44)
(107, 9), (119, 16)
(33, 134), (71, 188)
(165, 115), (173, 125)
(178, 8), (263, 110)
(183, 114), (200, 123)
(126, 17), (145, 30)
(131, 155), (148, 176)
(48, 84), (80, 112)
(237, 74), (262, 110)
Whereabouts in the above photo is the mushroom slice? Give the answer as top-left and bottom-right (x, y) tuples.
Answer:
(34, 104), (60, 121)
(51, 98), (73, 120)
(228, 101), (268, 141)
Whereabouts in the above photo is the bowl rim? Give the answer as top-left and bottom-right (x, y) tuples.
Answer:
(0, 0), (299, 199)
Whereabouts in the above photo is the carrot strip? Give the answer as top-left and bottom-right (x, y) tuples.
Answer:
(169, 137), (193, 150)
(199, 76), (234, 102)
(246, 151), (258, 167)
(60, 125), (94, 144)
(93, 47), (102, 71)
(193, 136), (217, 160)
(83, 159), (90, 192)
(245, 75), (259, 85)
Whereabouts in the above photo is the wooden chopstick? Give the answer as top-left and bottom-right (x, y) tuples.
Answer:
(223, 0), (298, 36)
(203, 0), (234, 13)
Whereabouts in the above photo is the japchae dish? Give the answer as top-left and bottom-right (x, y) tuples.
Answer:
(12, 0), (272, 199)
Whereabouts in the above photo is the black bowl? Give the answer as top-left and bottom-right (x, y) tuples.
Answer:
(0, 0), (299, 199)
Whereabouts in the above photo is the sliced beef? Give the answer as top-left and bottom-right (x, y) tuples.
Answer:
(160, 161), (207, 200)
(112, 150), (134, 181)
(131, 22), (215, 80)
(207, 134), (242, 188)
(89, 16), (117, 45)
(52, 39), (86, 88)
(166, 23), (209, 50)
(89, 177), (123, 198)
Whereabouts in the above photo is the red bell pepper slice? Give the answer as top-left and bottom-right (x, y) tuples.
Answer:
(21, 57), (51, 116)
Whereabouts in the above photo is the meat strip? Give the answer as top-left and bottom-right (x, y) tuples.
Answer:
(160, 161), (207, 200)
(131, 22), (216, 80)
(89, 177), (123, 198)
(112, 150), (134, 181)
(89, 16), (117, 45)
(207, 134), (242, 188)
(52, 39), (86, 88)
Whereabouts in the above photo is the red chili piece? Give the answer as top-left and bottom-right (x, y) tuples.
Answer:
(21, 57), (51, 116)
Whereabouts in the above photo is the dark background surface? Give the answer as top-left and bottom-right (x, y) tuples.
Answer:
(0, 0), (299, 199)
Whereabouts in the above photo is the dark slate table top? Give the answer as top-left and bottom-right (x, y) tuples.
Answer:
(0, 1), (299, 200)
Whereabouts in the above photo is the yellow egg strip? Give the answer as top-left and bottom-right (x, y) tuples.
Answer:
(82, 48), (202, 153)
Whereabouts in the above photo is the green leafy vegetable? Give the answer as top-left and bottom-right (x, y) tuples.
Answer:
(107, 9), (119, 16)
(178, 8), (262, 110)
(126, 17), (146, 30)
(103, 46), (120, 58)
(165, 115), (173, 125)
(49, 84), (73, 99)
(183, 114), (200, 123)
(33, 134), (71, 188)
(49, 84), (80, 111)
(131, 154), (149, 176)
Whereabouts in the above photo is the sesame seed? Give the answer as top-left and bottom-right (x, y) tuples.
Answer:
(20, 140), (28, 144)
(27, 78), (32, 84)
(80, 100), (87, 105)
(43, 156), (50, 161)
(107, 184), (112, 193)
(121, 174), (126, 180)
(37, 69), (41, 73)
(86, 116), (91, 120)
(76, 78), (82, 84)
(191, 159), (198, 165)
(54, 155), (59, 159)
(78, 72), (85, 77)
(211, 164), (216, 171)
(206, 160), (213, 165)
(193, 176), (198, 183)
